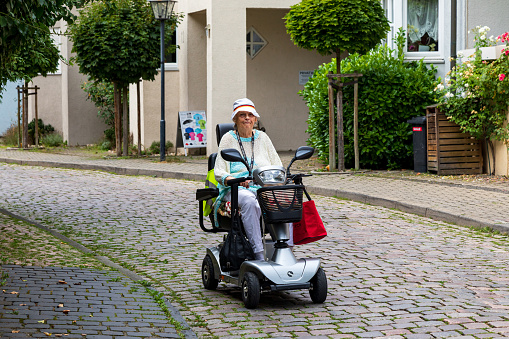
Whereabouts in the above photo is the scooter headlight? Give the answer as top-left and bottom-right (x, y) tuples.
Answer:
(253, 166), (286, 186)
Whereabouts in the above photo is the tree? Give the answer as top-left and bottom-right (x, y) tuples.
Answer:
(69, 0), (181, 156)
(284, 0), (390, 74)
(285, 0), (390, 170)
(0, 0), (81, 94)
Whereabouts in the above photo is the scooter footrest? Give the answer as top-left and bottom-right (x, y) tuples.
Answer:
(269, 283), (310, 292)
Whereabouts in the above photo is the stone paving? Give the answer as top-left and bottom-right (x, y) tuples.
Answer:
(0, 265), (181, 338)
(1, 149), (508, 232)
(2, 162), (509, 338)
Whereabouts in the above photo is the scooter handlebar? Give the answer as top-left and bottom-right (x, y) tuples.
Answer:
(226, 176), (252, 186)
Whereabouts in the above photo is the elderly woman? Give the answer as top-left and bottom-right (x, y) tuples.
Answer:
(214, 98), (282, 261)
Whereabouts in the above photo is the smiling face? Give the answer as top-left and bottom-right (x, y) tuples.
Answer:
(234, 111), (257, 137)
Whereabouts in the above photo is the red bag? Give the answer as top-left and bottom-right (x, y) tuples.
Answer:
(293, 190), (327, 245)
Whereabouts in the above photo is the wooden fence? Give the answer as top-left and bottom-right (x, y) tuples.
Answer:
(426, 105), (483, 175)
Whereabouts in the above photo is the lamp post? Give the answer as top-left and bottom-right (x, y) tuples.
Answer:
(148, 0), (177, 161)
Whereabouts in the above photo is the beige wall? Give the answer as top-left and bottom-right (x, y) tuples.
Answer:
(31, 19), (108, 146)
(66, 61), (107, 146)
(133, 71), (180, 151)
(184, 11), (207, 113)
(29, 75), (63, 136)
(492, 111), (509, 176)
(247, 8), (330, 151)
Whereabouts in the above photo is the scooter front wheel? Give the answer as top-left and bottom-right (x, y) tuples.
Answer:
(202, 255), (219, 290)
(242, 272), (260, 309)
(309, 267), (327, 303)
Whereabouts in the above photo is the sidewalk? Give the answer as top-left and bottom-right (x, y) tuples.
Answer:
(1, 148), (508, 234)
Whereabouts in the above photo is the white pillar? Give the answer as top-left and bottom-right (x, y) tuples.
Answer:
(206, 3), (247, 153)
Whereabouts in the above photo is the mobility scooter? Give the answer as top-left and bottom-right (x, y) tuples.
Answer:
(196, 124), (327, 309)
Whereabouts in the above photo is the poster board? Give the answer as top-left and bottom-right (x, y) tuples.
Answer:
(177, 111), (206, 155)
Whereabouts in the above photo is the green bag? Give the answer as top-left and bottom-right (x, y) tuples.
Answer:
(203, 169), (218, 216)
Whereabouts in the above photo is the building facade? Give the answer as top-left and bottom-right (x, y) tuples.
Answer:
(29, 0), (509, 171)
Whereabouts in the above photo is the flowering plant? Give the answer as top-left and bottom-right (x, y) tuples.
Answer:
(435, 26), (509, 172)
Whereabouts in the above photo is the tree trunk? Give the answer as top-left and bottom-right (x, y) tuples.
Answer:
(114, 82), (121, 157)
(335, 49), (345, 171)
(336, 49), (341, 75)
(122, 86), (128, 156)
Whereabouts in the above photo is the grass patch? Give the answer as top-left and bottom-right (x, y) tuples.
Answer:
(0, 212), (110, 270)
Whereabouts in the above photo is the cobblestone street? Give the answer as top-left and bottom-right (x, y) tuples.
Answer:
(2, 163), (509, 338)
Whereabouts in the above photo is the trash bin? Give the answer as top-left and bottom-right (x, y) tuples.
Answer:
(407, 116), (427, 173)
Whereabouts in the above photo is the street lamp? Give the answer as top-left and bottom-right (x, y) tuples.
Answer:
(148, 0), (177, 161)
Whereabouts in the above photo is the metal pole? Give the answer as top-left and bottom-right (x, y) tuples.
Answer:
(160, 19), (166, 161)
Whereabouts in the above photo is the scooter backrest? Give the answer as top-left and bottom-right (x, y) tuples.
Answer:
(216, 123), (235, 146)
(208, 152), (217, 171)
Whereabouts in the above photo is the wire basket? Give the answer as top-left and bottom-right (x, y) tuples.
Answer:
(257, 185), (304, 224)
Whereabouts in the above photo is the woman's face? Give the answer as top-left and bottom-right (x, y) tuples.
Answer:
(235, 111), (257, 132)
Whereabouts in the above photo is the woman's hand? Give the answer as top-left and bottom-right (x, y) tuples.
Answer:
(239, 180), (252, 188)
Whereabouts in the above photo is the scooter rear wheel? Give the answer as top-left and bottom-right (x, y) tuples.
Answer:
(309, 267), (327, 303)
(202, 255), (219, 290)
(242, 272), (260, 309)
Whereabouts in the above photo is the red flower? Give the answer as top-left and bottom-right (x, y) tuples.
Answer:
(499, 73), (506, 81)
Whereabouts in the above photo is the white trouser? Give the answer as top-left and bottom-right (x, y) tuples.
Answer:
(225, 189), (263, 254)
(225, 188), (294, 255)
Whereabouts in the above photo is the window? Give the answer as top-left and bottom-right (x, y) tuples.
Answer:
(246, 27), (267, 59)
(49, 28), (61, 74)
(407, 0), (439, 52)
(164, 29), (178, 70)
(382, 0), (445, 62)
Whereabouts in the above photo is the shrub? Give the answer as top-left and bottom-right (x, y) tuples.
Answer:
(28, 118), (54, 145)
(104, 127), (115, 143)
(40, 133), (63, 147)
(148, 141), (174, 155)
(1, 123), (20, 146)
(100, 140), (112, 151)
(302, 32), (438, 170)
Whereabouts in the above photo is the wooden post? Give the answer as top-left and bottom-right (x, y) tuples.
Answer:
(122, 86), (128, 156)
(22, 82), (28, 148)
(114, 83), (121, 156)
(137, 81), (141, 157)
(354, 77), (359, 170)
(34, 86), (39, 147)
(17, 86), (21, 148)
(337, 86), (344, 171)
(327, 77), (336, 171)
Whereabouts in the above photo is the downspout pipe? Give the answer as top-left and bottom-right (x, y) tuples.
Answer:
(450, 0), (457, 71)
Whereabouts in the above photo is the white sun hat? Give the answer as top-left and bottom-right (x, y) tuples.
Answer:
(232, 98), (260, 121)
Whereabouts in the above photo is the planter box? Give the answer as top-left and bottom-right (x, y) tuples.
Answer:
(426, 105), (483, 175)
(458, 45), (505, 61)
